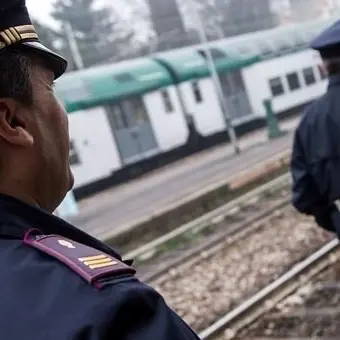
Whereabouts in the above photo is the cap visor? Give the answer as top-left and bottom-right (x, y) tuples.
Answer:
(21, 41), (68, 79)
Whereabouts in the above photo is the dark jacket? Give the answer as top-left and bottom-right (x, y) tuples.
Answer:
(0, 194), (200, 339)
(291, 75), (340, 233)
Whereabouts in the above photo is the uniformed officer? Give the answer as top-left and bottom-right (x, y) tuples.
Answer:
(291, 19), (340, 235)
(0, 1), (201, 339)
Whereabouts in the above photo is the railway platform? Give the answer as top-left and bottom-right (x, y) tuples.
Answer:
(67, 114), (301, 241)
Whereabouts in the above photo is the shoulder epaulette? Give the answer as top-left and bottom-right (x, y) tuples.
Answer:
(23, 229), (136, 289)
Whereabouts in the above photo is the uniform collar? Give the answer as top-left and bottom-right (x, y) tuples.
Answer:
(0, 194), (122, 260)
(328, 74), (340, 87)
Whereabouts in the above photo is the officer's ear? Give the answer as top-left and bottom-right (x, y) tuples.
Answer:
(0, 98), (34, 147)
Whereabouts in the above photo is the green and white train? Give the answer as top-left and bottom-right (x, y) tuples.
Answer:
(55, 18), (333, 198)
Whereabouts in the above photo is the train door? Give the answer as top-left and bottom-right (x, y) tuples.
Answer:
(105, 97), (159, 164)
(219, 70), (253, 121)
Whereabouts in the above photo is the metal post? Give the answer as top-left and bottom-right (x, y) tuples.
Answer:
(190, 1), (240, 155)
(64, 22), (84, 70)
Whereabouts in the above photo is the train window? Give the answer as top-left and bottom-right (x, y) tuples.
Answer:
(318, 64), (327, 80)
(192, 81), (203, 103)
(276, 40), (290, 53)
(302, 67), (316, 86)
(106, 104), (128, 130)
(125, 97), (149, 126)
(198, 48), (226, 60)
(269, 77), (284, 97)
(294, 35), (306, 48)
(114, 73), (134, 83)
(69, 140), (81, 166)
(286, 72), (301, 91)
(257, 41), (273, 56)
(161, 90), (174, 113)
(238, 46), (251, 55)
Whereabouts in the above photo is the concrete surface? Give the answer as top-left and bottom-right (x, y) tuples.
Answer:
(67, 115), (301, 240)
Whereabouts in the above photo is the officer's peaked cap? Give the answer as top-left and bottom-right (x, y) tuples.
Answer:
(0, 0), (67, 78)
(310, 19), (340, 59)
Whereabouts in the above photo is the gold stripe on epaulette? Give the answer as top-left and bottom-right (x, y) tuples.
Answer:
(89, 261), (117, 269)
(0, 24), (38, 49)
(78, 254), (107, 262)
(78, 254), (118, 270)
(83, 258), (113, 266)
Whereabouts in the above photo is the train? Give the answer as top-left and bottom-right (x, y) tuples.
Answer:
(55, 17), (334, 199)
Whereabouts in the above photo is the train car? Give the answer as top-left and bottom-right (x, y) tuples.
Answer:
(238, 19), (331, 117)
(55, 58), (189, 191)
(151, 17), (334, 141)
(55, 17), (336, 199)
(154, 47), (259, 138)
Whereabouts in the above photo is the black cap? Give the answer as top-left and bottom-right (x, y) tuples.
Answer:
(310, 19), (340, 59)
(0, 0), (67, 78)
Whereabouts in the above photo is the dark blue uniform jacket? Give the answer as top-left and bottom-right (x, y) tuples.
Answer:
(291, 75), (340, 233)
(0, 194), (201, 339)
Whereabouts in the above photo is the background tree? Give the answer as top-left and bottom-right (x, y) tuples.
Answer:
(32, 19), (61, 52)
(220, 0), (277, 37)
(178, 0), (225, 44)
(51, 0), (136, 68)
(193, 0), (225, 40)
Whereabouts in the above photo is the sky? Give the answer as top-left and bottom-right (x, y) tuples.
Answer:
(26, 0), (134, 27)
(26, 0), (150, 43)
(27, 0), (54, 25)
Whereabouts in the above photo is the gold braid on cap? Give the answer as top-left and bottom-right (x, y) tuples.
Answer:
(0, 24), (38, 49)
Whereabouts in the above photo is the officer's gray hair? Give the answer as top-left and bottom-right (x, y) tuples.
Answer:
(0, 47), (33, 106)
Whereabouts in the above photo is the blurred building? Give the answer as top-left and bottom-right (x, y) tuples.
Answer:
(147, 0), (189, 51)
(272, 0), (337, 25)
(218, 0), (278, 37)
(291, 0), (333, 21)
(145, 0), (339, 52)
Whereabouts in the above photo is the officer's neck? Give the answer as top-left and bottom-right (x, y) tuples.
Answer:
(0, 182), (41, 211)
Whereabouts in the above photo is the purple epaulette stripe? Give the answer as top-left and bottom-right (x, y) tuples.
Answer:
(24, 237), (94, 283)
(23, 229), (136, 289)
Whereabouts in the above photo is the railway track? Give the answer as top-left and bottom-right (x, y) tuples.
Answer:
(199, 239), (340, 340)
(122, 168), (337, 338)
(128, 173), (292, 282)
(149, 199), (333, 334)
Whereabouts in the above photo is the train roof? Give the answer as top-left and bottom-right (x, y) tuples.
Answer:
(154, 47), (259, 83)
(55, 17), (336, 111)
(218, 17), (336, 60)
(153, 17), (336, 82)
(55, 58), (173, 112)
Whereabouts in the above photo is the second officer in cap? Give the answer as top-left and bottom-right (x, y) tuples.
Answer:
(0, 0), (202, 339)
(291, 19), (340, 235)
